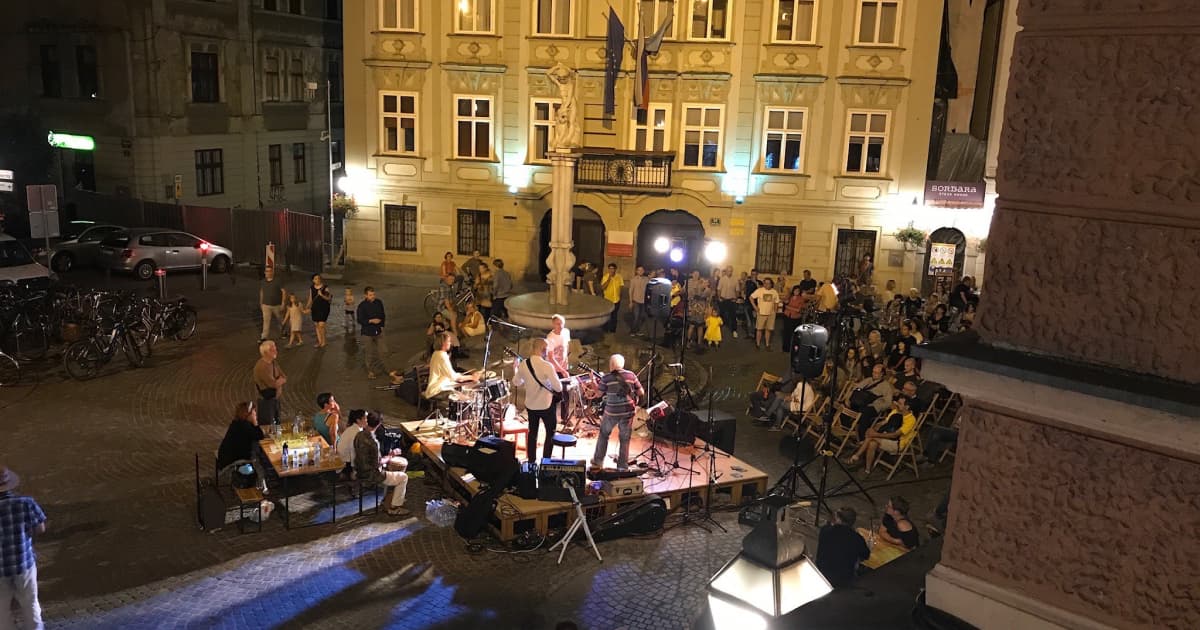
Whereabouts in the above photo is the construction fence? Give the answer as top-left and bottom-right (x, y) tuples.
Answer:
(64, 190), (326, 273)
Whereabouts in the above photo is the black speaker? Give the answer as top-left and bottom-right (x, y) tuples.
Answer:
(441, 443), (474, 469)
(591, 494), (668, 542)
(790, 323), (829, 379)
(651, 410), (700, 444)
(469, 443), (519, 488)
(698, 409), (737, 454)
(392, 366), (425, 405)
(646, 278), (673, 320)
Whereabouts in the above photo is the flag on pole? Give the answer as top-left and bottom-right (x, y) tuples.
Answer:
(603, 10), (625, 117)
(634, 9), (673, 111)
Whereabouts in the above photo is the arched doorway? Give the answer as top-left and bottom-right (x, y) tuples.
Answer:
(538, 206), (606, 279)
(922, 227), (967, 296)
(636, 210), (706, 271)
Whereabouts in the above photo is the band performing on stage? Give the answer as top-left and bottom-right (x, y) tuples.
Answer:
(422, 314), (658, 472)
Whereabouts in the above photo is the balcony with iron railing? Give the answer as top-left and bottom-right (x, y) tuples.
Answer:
(574, 149), (674, 195)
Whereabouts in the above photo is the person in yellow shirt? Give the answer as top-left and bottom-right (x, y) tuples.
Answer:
(817, 279), (840, 312)
(600, 263), (624, 333)
(846, 394), (917, 471)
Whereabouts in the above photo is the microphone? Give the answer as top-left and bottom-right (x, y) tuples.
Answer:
(488, 317), (527, 330)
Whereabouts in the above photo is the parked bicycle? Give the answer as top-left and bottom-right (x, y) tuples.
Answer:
(423, 285), (474, 318)
(63, 297), (146, 380)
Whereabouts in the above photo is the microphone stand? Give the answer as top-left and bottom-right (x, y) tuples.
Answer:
(480, 317), (527, 435)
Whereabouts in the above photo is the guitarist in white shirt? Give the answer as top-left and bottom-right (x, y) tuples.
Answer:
(513, 339), (564, 463)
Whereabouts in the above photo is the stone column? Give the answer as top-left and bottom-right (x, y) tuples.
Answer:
(546, 149), (578, 306)
(921, 1), (1200, 628)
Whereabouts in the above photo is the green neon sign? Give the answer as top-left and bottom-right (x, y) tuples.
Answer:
(47, 131), (96, 151)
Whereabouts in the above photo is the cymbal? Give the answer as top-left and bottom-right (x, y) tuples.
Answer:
(487, 359), (511, 368)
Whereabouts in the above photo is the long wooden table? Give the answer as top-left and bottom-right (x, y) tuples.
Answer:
(259, 435), (344, 528)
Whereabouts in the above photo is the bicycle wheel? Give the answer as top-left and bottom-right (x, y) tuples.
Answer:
(122, 331), (145, 368)
(1, 323), (48, 362)
(64, 340), (103, 381)
(129, 321), (155, 358)
(423, 292), (439, 317)
(171, 306), (198, 341)
(0, 353), (19, 388)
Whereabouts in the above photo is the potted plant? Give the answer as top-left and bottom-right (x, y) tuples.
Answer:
(330, 194), (357, 266)
(894, 223), (928, 252)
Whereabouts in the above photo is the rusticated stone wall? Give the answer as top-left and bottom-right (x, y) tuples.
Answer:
(944, 404), (1200, 629)
(976, 0), (1200, 383)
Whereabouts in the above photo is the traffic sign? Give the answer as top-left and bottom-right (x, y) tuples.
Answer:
(0, 169), (13, 180)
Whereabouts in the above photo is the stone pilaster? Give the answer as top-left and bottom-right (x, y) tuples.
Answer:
(923, 1), (1200, 627)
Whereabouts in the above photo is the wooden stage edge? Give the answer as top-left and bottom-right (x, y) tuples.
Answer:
(398, 420), (769, 542)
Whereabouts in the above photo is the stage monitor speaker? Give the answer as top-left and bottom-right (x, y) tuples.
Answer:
(591, 494), (668, 543)
(538, 458), (586, 502)
(469, 443), (519, 489)
(441, 443), (474, 469)
(651, 410), (700, 444)
(646, 278), (673, 320)
(698, 409), (737, 454)
(790, 323), (829, 379)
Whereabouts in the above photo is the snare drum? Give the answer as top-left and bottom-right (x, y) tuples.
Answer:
(483, 378), (509, 401)
(448, 392), (474, 423)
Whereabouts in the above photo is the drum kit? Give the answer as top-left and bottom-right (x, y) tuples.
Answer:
(443, 369), (512, 443)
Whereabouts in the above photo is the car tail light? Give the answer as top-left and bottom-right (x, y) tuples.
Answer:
(121, 249), (134, 259)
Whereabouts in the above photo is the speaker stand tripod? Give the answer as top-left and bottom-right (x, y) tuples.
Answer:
(548, 482), (602, 565)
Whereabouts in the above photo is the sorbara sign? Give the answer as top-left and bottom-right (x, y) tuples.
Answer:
(924, 180), (985, 208)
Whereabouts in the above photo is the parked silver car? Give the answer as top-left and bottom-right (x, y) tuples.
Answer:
(47, 223), (125, 272)
(98, 228), (233, 280)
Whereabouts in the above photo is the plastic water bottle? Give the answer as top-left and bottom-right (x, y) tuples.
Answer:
(314, 442), (322, 463)
(292, 413), (302, 438)
(281, 443), (290, 469)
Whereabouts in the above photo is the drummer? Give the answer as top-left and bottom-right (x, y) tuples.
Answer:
(425, 331), (480, 413)
(546, 314), (571, 377)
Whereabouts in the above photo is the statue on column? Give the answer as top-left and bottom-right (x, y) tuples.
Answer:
(546, 63), (582, 151)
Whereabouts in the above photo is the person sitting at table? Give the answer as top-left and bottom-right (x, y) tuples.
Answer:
(815, 507), (871, 588)
(876, 496), (920, 550)
(335, 409), (367, 479)
(216, 401), (267, 491)
(424, 332), (480, 413)
(311, 392), (341, 446)
(354, 412), (411, 519)
(845, 394), (916, 470)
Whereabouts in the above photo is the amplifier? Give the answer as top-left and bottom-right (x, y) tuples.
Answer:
(600, 476), (644, 498)
(539, 458), (585, 474)
(538, 458), (586, 502)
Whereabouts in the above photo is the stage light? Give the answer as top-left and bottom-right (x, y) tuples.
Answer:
(704, 241), (727, 264)
(669, 247), (684, 263)
(654, 236), (671, 253)
(707, 496), (832, 627)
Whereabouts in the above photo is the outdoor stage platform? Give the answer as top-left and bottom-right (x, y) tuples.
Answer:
(398, 420), (769, 542)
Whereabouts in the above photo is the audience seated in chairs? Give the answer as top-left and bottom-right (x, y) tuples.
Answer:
(216, 401), (267, 492)
(846, 362), (894, 431)
(761, 378), (816, 432)
(921, 412), (962, 466)
(892, 357), (923, 391)
(815, 507), (871, 588)
(354, 412), (411, 519)
(336, 409), (367, 479)
(845, 394), (916, 472)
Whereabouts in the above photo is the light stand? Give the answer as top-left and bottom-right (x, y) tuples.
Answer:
(548, 480), (602, 565)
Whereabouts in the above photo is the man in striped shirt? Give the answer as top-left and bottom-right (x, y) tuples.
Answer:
(590, 354), (645, 472)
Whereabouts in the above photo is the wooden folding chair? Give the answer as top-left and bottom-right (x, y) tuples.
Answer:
(756, 372), (782, 392)
(826, 404), (863, 457)
(797, 393), (831, 443)
(871, 412), (930, 480)
(934, 391), (961, 426)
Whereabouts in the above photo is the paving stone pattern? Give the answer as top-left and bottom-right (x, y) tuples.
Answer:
(1, 268), (952, 630)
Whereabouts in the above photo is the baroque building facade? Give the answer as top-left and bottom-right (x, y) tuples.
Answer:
(343, 0), (982, 290)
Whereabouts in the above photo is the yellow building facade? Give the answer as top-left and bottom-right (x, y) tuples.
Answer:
(342, 0), (954, 291)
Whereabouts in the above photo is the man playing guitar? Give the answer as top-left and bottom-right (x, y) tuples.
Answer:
(512, 339), (564, 463)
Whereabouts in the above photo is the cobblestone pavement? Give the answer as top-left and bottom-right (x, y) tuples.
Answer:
(2, 266), (952, 630)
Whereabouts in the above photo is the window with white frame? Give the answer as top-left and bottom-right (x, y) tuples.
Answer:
(454, 96), (493, 160)
(263, 52), (281, 101)
(774, 0), (816, 43)
(855, 0), (900, 45)
(844, 110), (889, 174)
(688, 0), (730, 40)
(380, 92), (417, 154)
(639, 0), (676, 39)
(455, 0), (494, 34)
(762, 108), (806, 172)
(379, 0), (417, 31)
(535, 0), (573, 35)
(681, 104), (723, 169)
(530, 99), (561, 163)
(631, 103), (671, 152)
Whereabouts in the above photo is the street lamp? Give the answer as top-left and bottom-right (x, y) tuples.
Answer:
(706, 496), (832, 628)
